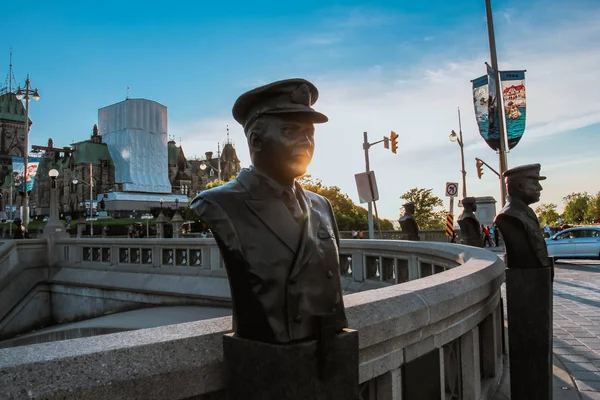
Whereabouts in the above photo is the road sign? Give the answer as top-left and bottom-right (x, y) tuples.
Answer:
(445, 182), (459, 197)
(355, 171), (379, 204)
(445, 214), (454, 237)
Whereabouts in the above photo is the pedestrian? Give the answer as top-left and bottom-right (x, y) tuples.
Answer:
(543, 222), (552, 238)
(482, 224), (492, 247)
(492, 223), (500, 247)
(352, 230), (358, 239)
(359, 231), (364, 239)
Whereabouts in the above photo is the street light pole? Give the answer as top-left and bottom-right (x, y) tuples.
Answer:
(486, 0), (509, 206)
(15, 75), (40, 229)
(89, 163), (94, 237)
(450, 110), (468, 200)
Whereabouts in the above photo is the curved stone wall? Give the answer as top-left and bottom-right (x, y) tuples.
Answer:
(0, 239), (505, 400)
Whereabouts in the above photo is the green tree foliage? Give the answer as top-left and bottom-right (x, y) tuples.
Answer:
(563, 192), (591, 224)
(534, 203), (560, 227)
(586, 192), (600, 223)
(399, 188), (446, 230)
(204, 174), (237, 190)
(298, 175), (393, 231)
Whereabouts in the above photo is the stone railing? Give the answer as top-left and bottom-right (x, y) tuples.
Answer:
(0, 239), (505, 400)
(340, 229), (451, 242)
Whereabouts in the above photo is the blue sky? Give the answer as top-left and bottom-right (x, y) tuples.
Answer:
(4, 0), (600, 220)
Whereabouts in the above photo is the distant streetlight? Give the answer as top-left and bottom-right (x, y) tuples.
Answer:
(73, 163), (97, 236)
(15, 75), (40, 229)
(200, 161), (221, 182)
(449, 108), (467, 199)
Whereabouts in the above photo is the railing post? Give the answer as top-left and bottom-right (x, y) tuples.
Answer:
(376, 368), (403, 400)
(479, 305), (501, 379)
(460, 327), (482, 400)
(209, 246), (221, 270)
(408, 255), (419, 280)
(351, 250), (364, 282)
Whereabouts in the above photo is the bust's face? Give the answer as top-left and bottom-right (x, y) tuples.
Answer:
(521, 177), (543, 205)
(252, 114), (315, 182)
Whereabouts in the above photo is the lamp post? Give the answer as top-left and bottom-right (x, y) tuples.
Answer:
(199, 161), (221, 182)
(43, 169), (65, 236)
(449, 108), (467, 199)
(73, 165), (96, 237)
(15, 76), (40, 229)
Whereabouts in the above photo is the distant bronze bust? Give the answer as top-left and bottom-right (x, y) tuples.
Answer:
(191, 79), (348, 344)
(458, 197), (482, 247)
(399, 202), (420, 241)
(495, 164), (551, 268)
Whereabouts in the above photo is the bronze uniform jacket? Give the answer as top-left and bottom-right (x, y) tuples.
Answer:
(495, 196), (551, 268)
(190, 168), (348, 343)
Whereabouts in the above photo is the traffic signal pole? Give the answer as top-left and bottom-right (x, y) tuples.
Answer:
(363, 132), (381, 239)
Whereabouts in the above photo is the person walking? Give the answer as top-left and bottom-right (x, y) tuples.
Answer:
(482, 224), (492, 247)
(544, 222), (552, 238)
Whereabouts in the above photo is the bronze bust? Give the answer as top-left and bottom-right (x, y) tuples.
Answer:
(399, 202), (420, 241)
(191, 79), (348, 344)
(494, 164), (551, 268)
(458, 197), (482, 247)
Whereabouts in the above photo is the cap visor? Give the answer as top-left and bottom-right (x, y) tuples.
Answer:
(539, 176), (547, 180)
(265, 109), (329, 123)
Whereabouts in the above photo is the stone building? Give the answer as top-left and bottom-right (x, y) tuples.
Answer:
(0, 91), (30, 216)
(30, 126), (115, 217)
(27, 128), (241, 217)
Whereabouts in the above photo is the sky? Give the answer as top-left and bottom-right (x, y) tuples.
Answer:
(3, 0), (600, 220)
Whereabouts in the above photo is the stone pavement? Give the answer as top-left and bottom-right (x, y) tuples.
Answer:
(553, 270), (600, 399)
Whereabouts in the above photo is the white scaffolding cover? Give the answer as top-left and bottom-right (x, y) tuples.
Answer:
(98, 99), (172, 193)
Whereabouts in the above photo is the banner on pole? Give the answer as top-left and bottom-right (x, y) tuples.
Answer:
(11, 156), (41, 193)
(500, 70), (526, 150)
(472, 64), (502, 151)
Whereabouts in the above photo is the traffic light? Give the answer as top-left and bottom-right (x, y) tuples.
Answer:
(476, 158), (484, 179)
(390, 131), (399, 154)
(383, 136), (389, 149)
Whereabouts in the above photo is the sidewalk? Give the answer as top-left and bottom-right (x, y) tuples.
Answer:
(486, 246), (600, 399)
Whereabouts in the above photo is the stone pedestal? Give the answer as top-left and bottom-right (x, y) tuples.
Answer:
(506, 267), (553, 400)
(156, 212), (168, 238)
(223, 329), (359, 400)
(76, 217), (86, 238)
(170, 212), (184, 238)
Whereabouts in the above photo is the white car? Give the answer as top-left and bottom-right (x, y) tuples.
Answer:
(545, 227), (600, 260)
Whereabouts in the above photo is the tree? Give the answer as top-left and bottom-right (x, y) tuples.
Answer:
(534, 203), (560, 227)
(563, 192), (591, 224)
(585, 192), (600, 223)
(399, 188), (446, 230)
(204, 175), (237, 190)
(298, 174), (393, 231)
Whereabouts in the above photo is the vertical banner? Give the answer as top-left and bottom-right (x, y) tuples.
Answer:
(500, 70), (526, 149)
(11, 156), (41, 192)
(472, 65), (502, 151)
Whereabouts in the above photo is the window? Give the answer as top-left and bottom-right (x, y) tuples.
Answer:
(580, 230), (600, 238)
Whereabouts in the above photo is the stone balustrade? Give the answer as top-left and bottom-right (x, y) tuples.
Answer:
(0, 238), (505, 400)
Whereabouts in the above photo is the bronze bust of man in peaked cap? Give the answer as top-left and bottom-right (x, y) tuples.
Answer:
(191, 79), (348, 344)
(495, 164), (551, 268)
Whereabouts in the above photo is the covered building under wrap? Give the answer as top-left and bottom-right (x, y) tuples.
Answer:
(98, 99), (172, 194)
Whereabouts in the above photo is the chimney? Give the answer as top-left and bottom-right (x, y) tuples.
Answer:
(205, 151), (213, 160)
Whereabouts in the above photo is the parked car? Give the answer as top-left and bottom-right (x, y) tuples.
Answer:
(545, 226), (600, 260)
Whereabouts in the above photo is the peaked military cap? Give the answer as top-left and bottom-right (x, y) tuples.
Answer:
(503, 163), (546, 180)
(232, 78), (328, 131)
(462, 197), (477, 205)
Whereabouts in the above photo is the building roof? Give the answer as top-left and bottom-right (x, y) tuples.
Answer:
(168, 141), (183, 165)
(73, 141), (114, 166)
(0, 92), (30, 123)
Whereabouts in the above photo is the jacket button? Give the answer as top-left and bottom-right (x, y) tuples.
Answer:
(294, 314), (303, 322)
(326, 270), (333, 278)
